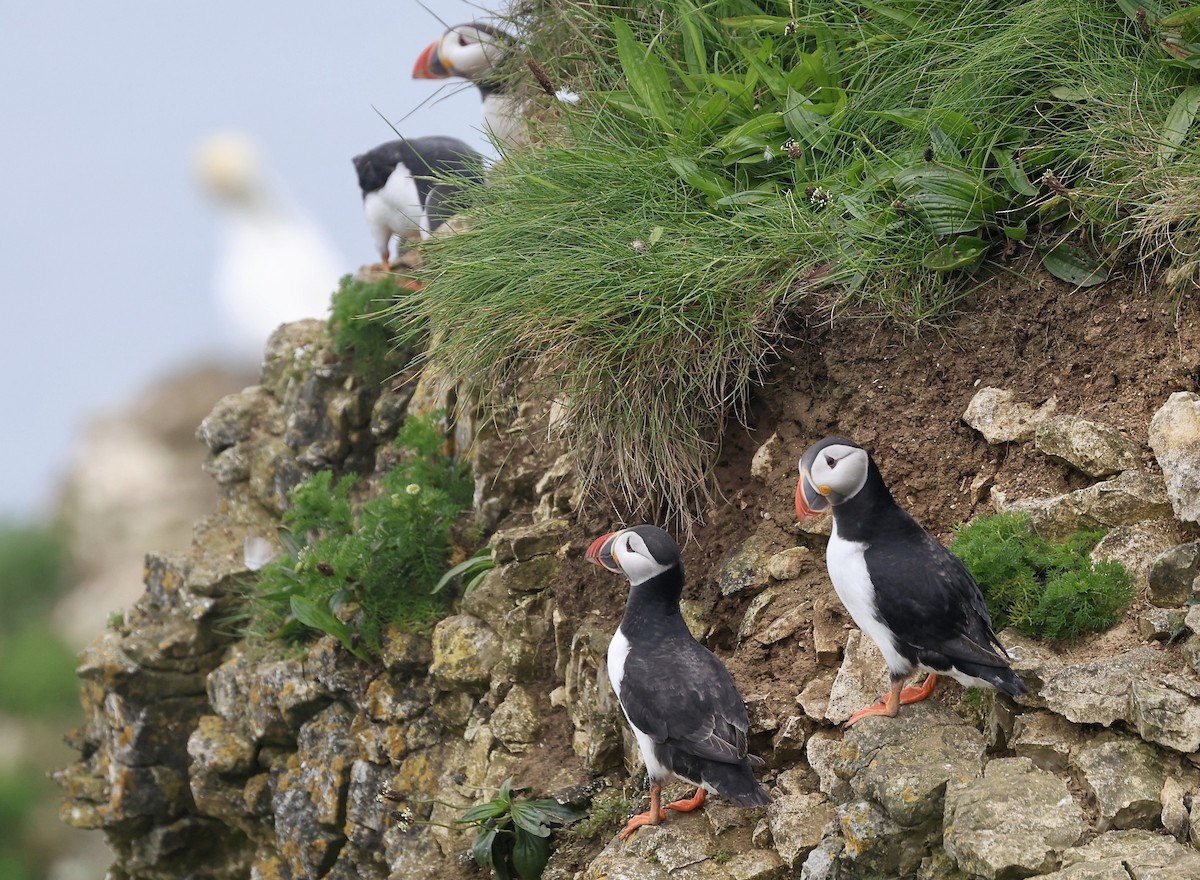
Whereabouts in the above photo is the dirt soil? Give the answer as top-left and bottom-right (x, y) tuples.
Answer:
(509, 255), (1200, 873)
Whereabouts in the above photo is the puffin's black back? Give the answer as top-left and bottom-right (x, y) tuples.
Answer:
(830, 448), (1027, 694)
(352, 136), (485, 228)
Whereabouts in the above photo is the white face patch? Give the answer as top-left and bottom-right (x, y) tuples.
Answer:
(441, 26), (505, 79)
(612, 530), (673, 586)
(808, 444), (869, 504)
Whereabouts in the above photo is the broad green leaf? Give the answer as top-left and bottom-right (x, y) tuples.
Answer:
(612, 18), (675, 134)
(1050, 86), (1090, 102)
(512, 830), (551, 880)
(854, 0), (920, 29)
(1162, 6), (1200, 28)
(719, 15), (794, 33)
(1116, 0), (1166, 22)
(431, 551), (494, 594)
(668, 156), (732, 199)
(923, 235), (989, 271)
(783, 91), (832, 153)
(714, 113), (785, 153)
(510, 802), (554, 837)
(289, 595), (367, 660)
(1002, 221), (1029, 240)
(895, 165), (995, 236)
(1039, 243), (1109, 287)
(678, 2), (707, 77)
(868, 109), (977, 144)
(928, 122), (959, 163)
(683, 93), (731, 138)
(471, 827), (497, 869)
(1158, 85), (1200, 165)
(460, 800), (508, 824)
(992, 148), (1038, 197)
(716, 190), (775, 205)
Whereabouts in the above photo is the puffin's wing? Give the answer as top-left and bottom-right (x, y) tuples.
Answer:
(618, 644), (753, 765)
(868, 528), (1012, 667)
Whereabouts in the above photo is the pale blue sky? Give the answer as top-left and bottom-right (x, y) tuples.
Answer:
(0, 0), (497, 518)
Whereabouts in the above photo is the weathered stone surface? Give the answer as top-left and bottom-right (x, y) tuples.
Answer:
(797, 669), (835, 721)
(1147, 541), (1200, 607)
(1161, 775), (1188, 841)
(837, 798), (929, 876)
(1090, 523), (1180, 591)
(489, 519), (570, 565)
(1069, 736), (1169, 831)
(1137, 606), (1182, 641)
(825, 630), (889, 724)
(428, 614), (503, 691)
(561, 616), (624, 774)
(768, 793), (837, 868)
(197, 386), (269, 454)
(1040, 646), (1157, 727)
(767, 547), (811, 581)
(751, 432), (782, 480)
(943, 758), (1086, 880)
(806, 731), (852, 802)
(1035, 415), (1139, 477)
(187, 714), (256, 776)
(1010, 711), (1086, 774)
(837, 702), (987, 829)
(999, 470), (1173, 541)
(489, 685), (541, 748)
(1150, 391), (1200, 524)
(1060, 829), (1200, 878)
(963, 387), (1057, 444)
(719, 534), (773, 597)
(811, 601), (846, 667)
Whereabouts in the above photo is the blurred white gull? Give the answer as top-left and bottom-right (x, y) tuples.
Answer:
(194, 132), (344, 360)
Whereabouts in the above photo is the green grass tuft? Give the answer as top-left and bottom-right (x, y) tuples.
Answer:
(951, 512), (1133, 641)
(245, 412), (474, 657)
(328, 274), (424, 386)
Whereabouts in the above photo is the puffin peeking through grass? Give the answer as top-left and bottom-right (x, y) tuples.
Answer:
(412, 22), (526, 148)
(795, 437), (1028, 725)
(586, 525), (771, 840)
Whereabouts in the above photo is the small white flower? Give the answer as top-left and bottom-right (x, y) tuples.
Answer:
(554, 88), (581, 105)
(763, 146), (775, 162)
(406, 483), (421, 495)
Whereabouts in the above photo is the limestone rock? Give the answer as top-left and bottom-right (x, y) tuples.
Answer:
(489, 685), (541, 748)
(836, 702), (987, 829)
(1069, 736), (1169, 831)
(187, 714), (256, 776)
(797, 669), (836, 721)
(719, 534), (773, 597)
(943, 757), (1086, 879)
(1035, 415), (1139, 477)
(1147, 541), (1200, 607)
(1090, 522), (1180, 591)
(806, 732), (852, 802)
(767, 546), (811, 581)
(1150, 391), (1200, 523)
(428, 614), (503, 691)
(489, 519), (570, 565)
(768, 793), (837, 868)
(1137, 606), (1182, 641)
(1010, 711), (1086, 774)
(1161, 775), (1189, 842)
(963, 387), (1057, 444)
(825, 630), (889, 724)
(999, 470), (1173, 541)
(1059, 829), (1200, 878)
(837, 798), (929, 876)
(751, 432), (782, 480)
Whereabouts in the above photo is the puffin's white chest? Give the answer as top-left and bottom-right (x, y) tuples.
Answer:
(363, 165), (424, 251)
(482, 94), (527, 147)
(826, 522), (910, 675)
(607, 627), (671, 782)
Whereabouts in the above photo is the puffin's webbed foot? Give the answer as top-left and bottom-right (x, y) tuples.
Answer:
(664, 787), (706, 814)
(619, 783), (664, 841)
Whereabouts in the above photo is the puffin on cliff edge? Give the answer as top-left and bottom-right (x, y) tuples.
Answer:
(351, 135), (484, 268)
(412, 22), (527, 147)
(586, 525), (771, 840)
(795, 436), (1028, 725)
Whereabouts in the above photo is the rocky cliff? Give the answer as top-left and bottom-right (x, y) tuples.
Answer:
(56, 264), (1200, 879)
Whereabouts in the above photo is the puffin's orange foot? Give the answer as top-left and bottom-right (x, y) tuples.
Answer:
(664, 787), (706, 814)
(898, 673), (938, 705)
(618, 808), (666, 841)
(845, 697), (899, 727)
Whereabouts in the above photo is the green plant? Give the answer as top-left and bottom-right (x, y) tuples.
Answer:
(951, 512), (1134, 641)
(0, 522), (69, 633)
(432, 547), (496, 597)
(328, 274), (424, 385)
(568, 789), (638, 840)
(247, 412), (474, 658)
(456, 777), (583, 880)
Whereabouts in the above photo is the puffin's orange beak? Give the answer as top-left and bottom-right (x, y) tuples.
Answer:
(413, 40), (448, 79)
(795, 470), (831, 522)
(586, 532), (620, 573)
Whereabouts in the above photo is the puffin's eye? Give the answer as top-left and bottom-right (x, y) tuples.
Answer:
(457, 34), (469, 46)
(825, 454), (838, 469)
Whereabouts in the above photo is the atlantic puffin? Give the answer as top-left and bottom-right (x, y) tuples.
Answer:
(412, 22), (526, 147)
(586, 525), (771, 840)
(795, 437), (1028, 725)
(351, 136), (484, 267)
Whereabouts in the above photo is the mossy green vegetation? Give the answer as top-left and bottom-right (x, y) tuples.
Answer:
(390, 0), (1200, 524)
(328, 274), (423, 386)
(247, 413), (473, 658)
(951, 512), (1133, 641)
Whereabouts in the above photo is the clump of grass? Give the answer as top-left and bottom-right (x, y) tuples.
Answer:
(0, 522), (70, 631)
(328, 274), (424, 386)
(397, 0), (1200, 525)
(247, 412), (473, 658)
(951, 512), (1133, 641)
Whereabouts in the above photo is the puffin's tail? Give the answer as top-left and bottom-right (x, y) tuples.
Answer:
(704, 762), (772, 808)
(958, 661), (1029, 697)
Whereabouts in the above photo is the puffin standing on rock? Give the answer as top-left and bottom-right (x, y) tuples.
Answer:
(586, 525), (771, 840)
(413, 22), (526, 147)
(351, 136), (484, 268)
(795, 437), (1028, 725)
